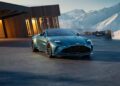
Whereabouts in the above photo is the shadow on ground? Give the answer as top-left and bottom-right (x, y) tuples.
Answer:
(60, 51), (120, 62)
(35, 50), (120, 62)
(0, 71), (113, 86)
(0, 71), (89, 86)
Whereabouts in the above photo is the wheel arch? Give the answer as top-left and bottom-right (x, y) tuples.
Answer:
(46, 42), (55, 55)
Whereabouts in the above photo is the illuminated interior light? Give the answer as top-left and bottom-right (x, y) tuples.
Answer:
(25, 19), (32, 36)
(0, 20), (5, 38)
(32, 18), (39, 35)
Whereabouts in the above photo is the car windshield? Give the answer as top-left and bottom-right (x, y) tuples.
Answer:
(46, 29), (78, 36)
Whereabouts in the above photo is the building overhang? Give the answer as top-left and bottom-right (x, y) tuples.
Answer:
(0, 1), (60, 19)
(0, 1), (29, 19)
(30, 5), (60, 17)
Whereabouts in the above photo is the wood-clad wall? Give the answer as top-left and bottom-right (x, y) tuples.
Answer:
(4, 14), (28, 38)
(0, 20), (5, 38)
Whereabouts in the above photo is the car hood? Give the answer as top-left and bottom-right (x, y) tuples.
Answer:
(47, 36), (87, 46)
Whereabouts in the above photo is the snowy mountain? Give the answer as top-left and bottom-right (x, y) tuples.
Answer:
(59, 3), (120, 31)
(94, 13), (120, 31)
(60, 9), (86, 20)
(59, 9), (86, 29)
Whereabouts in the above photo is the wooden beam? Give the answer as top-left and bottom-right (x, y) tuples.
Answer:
(2, 19), (7, 38)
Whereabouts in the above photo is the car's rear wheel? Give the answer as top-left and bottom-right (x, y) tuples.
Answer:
(32, 42), (38, 52)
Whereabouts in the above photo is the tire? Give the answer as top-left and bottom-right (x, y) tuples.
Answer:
(47, 45), (55, 58)
(32, 42), (38, 52)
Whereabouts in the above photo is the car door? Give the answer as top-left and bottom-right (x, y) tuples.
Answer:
(37, 32), (47, 52)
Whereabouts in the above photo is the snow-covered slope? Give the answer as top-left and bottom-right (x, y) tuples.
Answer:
(59, 3), (120, 31)
(60, 9), (86, 20)
(66, 9), (86, 20)
(95, 13), (119, 31)
(59, 9), (86, 29)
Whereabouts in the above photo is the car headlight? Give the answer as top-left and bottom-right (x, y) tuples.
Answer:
(54, 40), (61, 43)
(86, 39), (93, 45)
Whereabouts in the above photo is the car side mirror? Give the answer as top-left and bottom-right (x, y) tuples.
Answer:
(39, 33), (46, 37)
(76, 33), (80, 36)
(40, 34), (43, 36)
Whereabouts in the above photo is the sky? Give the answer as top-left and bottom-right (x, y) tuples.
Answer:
(1, 0), (120, 13)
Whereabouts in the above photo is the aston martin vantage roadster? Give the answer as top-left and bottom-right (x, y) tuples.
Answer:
(32, 29), (93, 58)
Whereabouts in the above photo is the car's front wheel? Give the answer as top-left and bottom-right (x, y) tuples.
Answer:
(47, 44), (55, 58)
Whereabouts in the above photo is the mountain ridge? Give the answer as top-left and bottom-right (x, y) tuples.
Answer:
(59, 3), (120, 31)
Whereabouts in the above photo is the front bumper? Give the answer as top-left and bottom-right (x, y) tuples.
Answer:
(52, 45), (93, 57)
(54, 52), (92, 57)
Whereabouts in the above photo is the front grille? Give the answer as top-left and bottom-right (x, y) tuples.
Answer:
(62, 46), (91, 53)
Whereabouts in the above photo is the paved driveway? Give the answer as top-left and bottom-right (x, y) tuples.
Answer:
(0, 37), (120, 86)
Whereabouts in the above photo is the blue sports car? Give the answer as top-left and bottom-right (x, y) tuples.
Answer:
(32, 29), (93, 58)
